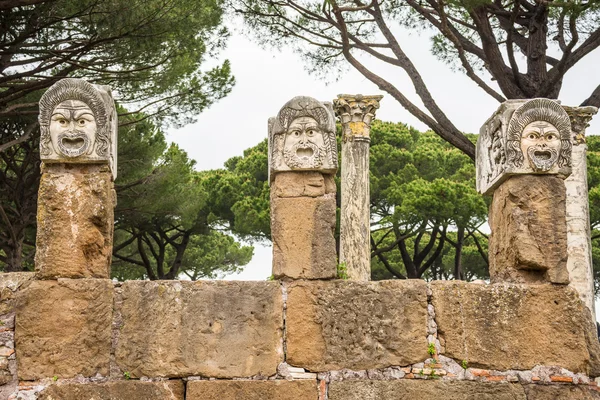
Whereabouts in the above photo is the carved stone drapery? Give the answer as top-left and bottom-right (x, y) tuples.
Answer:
(334, 94), (383, 281)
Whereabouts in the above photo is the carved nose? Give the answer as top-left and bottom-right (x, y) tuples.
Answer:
(300, 133), (307, 144)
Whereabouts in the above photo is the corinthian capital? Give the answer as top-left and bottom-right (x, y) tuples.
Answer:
(333, 94), (383, 142)
(563, 105), (598, 145)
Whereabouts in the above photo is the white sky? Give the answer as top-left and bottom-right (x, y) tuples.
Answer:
(167, 25), (600, 317)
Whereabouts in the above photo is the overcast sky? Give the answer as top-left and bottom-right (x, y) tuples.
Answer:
(166, 25), (600, 286)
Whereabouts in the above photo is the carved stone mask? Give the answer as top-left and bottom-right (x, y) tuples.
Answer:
(49, 100), (97, 158)
(506, 98), (572, 172)
(282, 116), (326, 169)
(268, 96), (338, 180)
(520, 121), (561, 172)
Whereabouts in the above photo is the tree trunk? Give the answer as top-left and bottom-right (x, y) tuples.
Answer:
(453, 227), (464, 280)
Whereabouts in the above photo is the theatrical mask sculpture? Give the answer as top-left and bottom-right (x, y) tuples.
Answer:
(39, 78), (118, 177)
(269, 96), (337, 181)
(476, 98), (572, 195)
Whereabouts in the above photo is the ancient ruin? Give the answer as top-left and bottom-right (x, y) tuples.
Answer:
(34, 78), (117, 279)
(0, 90), (599, 399)
(269, 96), (338, 279)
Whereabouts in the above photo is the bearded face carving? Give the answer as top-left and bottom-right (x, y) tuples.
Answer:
(282, 116), (327, 169)
(476, 98), (573, 195)
(269, 96), (338, 181)
(49, 100), (97, 158)
(39, 78), (118, 178)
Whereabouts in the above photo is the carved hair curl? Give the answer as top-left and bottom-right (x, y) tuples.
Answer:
(38, 78), (110, 157)
(506, 98), (572, 168)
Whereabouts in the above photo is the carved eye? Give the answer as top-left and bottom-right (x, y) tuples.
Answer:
(527, 133), (537, 140)
(58, 119), (67, 125)
(292, 131), (300, 137)
(546, 133), (556, 141)
(78, 119), (86, 126)
(307, 130), (315, 137)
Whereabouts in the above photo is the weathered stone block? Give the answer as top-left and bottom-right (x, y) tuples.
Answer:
(489, 175), (569, 284)
(38, 381), (184, 400)
(523, 384), (600, 399)
(431, 281), (600, 375)
(286, 280), (428, 371)
(328, 380), (527, 400)
(271, 196), (336, 279)
(16, 279), (113, 380)
(0, 272), (33, 315)
(271, 171), (336, 198)
(116, 281), (283, 378)
(35, 164), (114, 279)
(186, 380), (317, 399)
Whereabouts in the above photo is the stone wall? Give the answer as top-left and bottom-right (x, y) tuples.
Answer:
(2, 273), (600, 399)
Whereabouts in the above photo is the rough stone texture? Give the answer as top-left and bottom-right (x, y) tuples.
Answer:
(339, 139), (371, 281)
(431, 281), (600, 375)
(0, 273), (34, 398)
(523, 384), (600, 399)
(328, 380), (527, 399)
(489, 175), (569, 284)
(286, 280), (428, 371)
(271, 196), (336, 279)
(15, 279), (113, 380)
(186, 380), (317, 400)
(35, 163), (114, 279)
(271, 171), (336, 198)
(37, 381), (184, 400)
(0, 272), (34, 315)
(116, 281), (283, 378)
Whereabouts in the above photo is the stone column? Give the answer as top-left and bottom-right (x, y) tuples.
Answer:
(269, 96), (338, 279)
(564, 106), (598, 318)
(35, 78), (118, 279)
(333, 94), (382, 281)
(477, 98), (574, 284)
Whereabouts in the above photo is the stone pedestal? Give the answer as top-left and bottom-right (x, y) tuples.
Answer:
(489, 175), (569, 284)
(35, 78), (117, 279)
(564, 106), (598, 318)
(334, 94), (382, 281)
(268, 96), (339, 280)
(271, 172), (337, 279)
(35, 164), (114, 279)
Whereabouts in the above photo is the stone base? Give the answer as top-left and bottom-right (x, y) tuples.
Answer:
(16, 279), (113, 380)
(115, 281), (283, 378)
(286, 280), (428, 371)
(328, 380), (600, 399)
(489, 175), (569, 284)
(271, 175), (337, 279)
(37, 381), (184, 400)
(431, 281), (600, 375)
(187, 380), (317, 400)
(35, 163), (114, 279)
